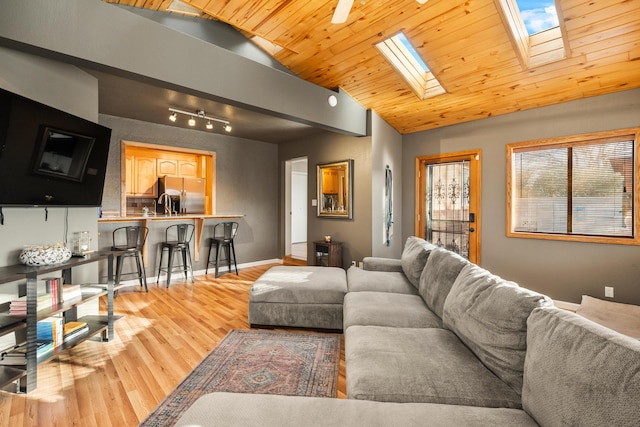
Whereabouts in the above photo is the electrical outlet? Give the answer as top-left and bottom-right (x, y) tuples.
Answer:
(605, 286), (614, 298)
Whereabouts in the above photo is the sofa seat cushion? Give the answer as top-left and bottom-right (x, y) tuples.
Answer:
(345, 326), (522, 408)
(443, 264), (552, 395)
(523, 307), (640, 427)
(401, 236), (437, 288)
(418, 247), (469, 318)
(347, 266), (418, 295)
(175, 392), (539, 427)
(248, 266), (347, 330)
(343, 291), (443, 330)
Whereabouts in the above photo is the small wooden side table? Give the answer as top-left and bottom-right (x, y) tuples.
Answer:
(314, 241), (343, 268)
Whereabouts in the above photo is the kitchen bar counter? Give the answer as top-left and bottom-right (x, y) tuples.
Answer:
(98, 214), (244, 262)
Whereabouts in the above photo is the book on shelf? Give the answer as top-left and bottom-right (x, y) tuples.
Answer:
(0, 344), (26, 365)
(37, 317), (64, 347)
(37, 340), (54, 360)
(62, 284), (82, 302)
(9, 294), (53, 315)
(0, 341), (54, 365)
(63, 323), (89, 343)
(63, 321), (88, 336)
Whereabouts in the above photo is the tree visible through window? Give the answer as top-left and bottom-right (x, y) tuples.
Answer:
(507, 129), (640, 244)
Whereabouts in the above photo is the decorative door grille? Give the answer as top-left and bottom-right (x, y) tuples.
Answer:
(425, 161), (471, 259)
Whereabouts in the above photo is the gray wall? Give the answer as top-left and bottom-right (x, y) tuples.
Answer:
(403, 88), (640, 305)
(0, 47), (101, 292)
(279, 132), (373, 267)
(371, 112), (404, 258)
(0, 0), (367, 136)
(98, 114), (279, 271)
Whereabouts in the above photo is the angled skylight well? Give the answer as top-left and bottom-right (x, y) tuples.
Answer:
(495, 0), (569, 68)
(376, 32), (446, 100)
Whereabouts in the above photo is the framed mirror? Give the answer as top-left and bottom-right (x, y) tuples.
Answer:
(317, 159), (353, 219)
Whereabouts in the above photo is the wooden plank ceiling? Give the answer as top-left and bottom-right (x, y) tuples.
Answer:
(103, 0), (640, 134)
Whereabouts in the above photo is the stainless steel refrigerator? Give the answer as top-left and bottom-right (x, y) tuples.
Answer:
(158, 176), (206, 214)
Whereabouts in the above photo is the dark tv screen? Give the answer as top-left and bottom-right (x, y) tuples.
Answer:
(0, 88), (112, 207)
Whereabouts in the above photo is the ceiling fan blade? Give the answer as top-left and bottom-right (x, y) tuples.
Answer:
(331, 0), (355, 24)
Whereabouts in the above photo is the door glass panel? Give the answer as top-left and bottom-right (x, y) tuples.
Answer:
(425, 161), (470, 259)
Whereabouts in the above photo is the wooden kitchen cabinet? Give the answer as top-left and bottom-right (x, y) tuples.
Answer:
(322, 170), (339, 194)
(126, 155), (157, 197)
(157, 159), (199, 178)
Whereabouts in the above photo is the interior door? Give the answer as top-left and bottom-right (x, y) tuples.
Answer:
(416, 150), (481, 264)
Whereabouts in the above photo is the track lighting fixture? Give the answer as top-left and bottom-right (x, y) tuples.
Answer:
(168, 107), (231, 132)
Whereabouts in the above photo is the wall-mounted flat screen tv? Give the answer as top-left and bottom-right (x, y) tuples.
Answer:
(0, 88), (112, 207)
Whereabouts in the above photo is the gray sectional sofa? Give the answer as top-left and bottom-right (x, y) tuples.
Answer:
(176, 237), (640, 426)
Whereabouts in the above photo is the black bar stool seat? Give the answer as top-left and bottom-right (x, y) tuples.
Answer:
(157, 223), (195, 287)
(111, 226), (148, 292)
(206, 222), (239, 278)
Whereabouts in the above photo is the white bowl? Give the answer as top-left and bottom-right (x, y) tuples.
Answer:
(19, 243), (72, 266)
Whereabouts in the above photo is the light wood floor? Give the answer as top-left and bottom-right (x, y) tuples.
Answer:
(0, 262), (345, 427)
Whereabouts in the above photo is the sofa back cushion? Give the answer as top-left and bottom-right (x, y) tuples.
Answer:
(400, 237), (436, 289)
(523, 307), (640, 426)
(418, 248), (469, 319)
(443, 264), (552, 394)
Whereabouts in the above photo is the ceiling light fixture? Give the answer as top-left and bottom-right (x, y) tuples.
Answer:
(168, 107), (231, 132)
(328, 94), (338, 107)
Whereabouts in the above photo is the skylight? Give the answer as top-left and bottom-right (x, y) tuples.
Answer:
(496, 0), (568, 68)
(376, 32), (446, 100)
(515, 0), (559, 35)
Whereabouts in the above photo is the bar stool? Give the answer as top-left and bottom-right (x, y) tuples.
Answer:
(111, 226), (148, 292)
(157, 223), (195, 287)
(206, 222), (239, 278)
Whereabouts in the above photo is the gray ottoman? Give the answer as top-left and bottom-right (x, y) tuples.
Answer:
(248, 266), (347, 331)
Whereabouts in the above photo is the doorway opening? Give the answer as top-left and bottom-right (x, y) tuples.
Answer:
(285, 157), (308, 261)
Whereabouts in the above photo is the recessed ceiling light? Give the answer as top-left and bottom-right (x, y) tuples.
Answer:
(328, 95), (338, 107)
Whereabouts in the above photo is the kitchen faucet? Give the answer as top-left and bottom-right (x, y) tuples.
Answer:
(158, 193), (171, 216)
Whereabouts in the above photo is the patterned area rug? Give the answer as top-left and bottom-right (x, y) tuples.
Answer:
(140, 329), (341, 426)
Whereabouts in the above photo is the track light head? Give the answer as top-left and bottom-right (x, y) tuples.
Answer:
(168, 107), (230, 132)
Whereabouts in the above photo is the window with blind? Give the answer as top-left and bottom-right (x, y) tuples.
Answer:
(506, 128), (640, 245)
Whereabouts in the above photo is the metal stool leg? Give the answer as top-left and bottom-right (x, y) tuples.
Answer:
(230, 240), (238, 275)
(166, 247), (175, 288)
(215, 241), (222, 278)
(157, 247), (165, 285)
(136, 252), (148, 292)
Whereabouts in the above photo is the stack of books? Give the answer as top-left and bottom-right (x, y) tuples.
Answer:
(0, 341), (54, 365)
(37, 317), (64, 348)
(63, 321), (89, 343)
(61, 284), (82, 302)
(9, 294), (53, 316)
